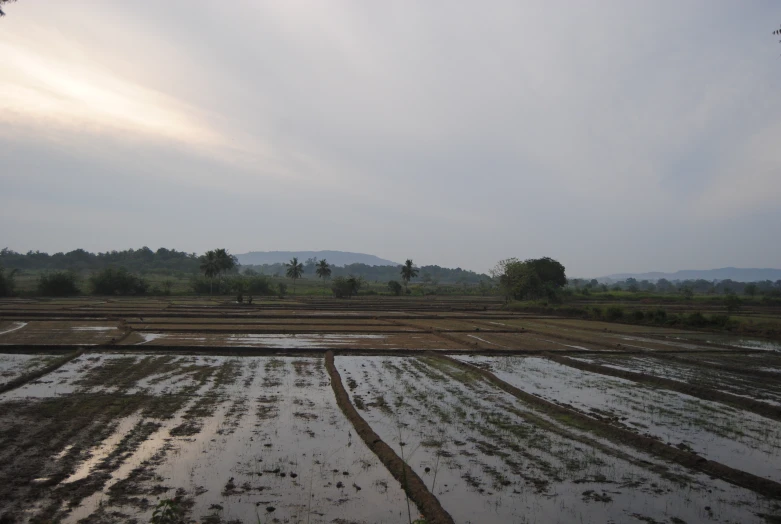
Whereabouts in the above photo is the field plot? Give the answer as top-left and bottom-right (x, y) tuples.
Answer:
(457, 355), (781, 481)
(495, 319), (718, 351)
(0, 354), (413, 523)
(337, 355), (778, 524)
(0, 351), (59, 387)
(567, 353), (781, 406)
(0, 321), (124, 345)
(120, 331), (466, 350)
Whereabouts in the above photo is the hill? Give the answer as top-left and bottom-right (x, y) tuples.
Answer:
(601, 267), (781, 283)
(236, 250), (399, 267)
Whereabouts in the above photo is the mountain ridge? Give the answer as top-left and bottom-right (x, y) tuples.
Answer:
(236, 250), (400, 267)
(599, 267), (781, 283)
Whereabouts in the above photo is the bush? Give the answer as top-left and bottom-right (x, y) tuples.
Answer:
(709, 314), (731, 328)
(590, 306), (602, 319)
(0, 266), (17, 297)
(189, 276), (212, 294)
(90, 267), (148, 295)
(631, 310), (645, 322)
(649, 308), (667, 323)
(332, 276), (359, 298)
(388, 280), (403, 296)
(685, 311), (708, 327)
(277, 282), (288, 298)
(725, 294), (742, 313)
(605, 306), (624, 321)
(38, 271), (80, 296)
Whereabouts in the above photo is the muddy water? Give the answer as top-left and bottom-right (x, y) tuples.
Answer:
(62, 357), (410, 523)
(459, 356), (781, 482)
(337, 356), (779, 524)
(0, 352), (57, 386)
(134, 332), (390, 348)
(570, 354), (781, 406)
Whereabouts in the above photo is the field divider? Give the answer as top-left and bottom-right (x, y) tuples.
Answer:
(546, 354), (781, 422)
(431, 352), (781, 500)
(0, 348), (85, 395)
(324, 351), (455, 524)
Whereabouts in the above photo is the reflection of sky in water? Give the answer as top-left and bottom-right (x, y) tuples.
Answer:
(461, 356), (781, 482)
(339, 356), (777, 524)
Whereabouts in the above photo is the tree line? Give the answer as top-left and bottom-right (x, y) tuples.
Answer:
(568, 277), (781, 298)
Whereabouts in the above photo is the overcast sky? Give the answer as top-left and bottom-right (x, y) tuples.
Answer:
(1, 1), (780, 277)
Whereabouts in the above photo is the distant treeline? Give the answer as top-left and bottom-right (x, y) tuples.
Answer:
(568, 277), (781, 297)
(0, 247), (201, 274)
(242, 260), (490, 285)
(0, 248), (491, 285)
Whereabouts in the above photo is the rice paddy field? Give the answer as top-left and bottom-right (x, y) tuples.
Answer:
(1, 296), (781, 523)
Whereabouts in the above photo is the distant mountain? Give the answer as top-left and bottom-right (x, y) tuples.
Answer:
(601, 267), (781, 283)
(236, 250), (400, 267)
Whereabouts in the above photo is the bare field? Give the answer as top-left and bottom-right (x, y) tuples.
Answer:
(1, 297), (781, 523)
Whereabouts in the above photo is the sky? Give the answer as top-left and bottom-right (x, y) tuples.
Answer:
(1, 1), (780, 277)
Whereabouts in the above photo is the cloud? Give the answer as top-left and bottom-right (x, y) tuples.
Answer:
(1, 1), (780, 275)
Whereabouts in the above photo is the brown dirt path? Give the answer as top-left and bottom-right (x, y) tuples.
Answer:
(324, 351), (455, 524)
(433, 353), (781, 500)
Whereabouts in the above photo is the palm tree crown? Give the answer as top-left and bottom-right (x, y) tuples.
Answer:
(400, 259), (419, 290)
(286, 257), (304, 294)
(200, 250), (219, 294)
(315, 259), (332, 280)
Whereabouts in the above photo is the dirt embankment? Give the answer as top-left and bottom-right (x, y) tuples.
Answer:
(433, 353), (781, 501)
(546, 354), (781, 422)
(0, 349), (84, 395)
(324, 351), (455, 524)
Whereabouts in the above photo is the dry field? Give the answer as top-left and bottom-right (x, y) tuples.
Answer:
(1, 296), (781, 523)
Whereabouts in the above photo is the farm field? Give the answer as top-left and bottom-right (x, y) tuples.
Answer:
(1, 296), (781, 523)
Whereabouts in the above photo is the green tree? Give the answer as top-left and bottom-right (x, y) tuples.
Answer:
(38, 271), (80, 296)
(400, 259), (418, 292)
(744, 283), (758, 297)
(388, 280), (403, 296)
(495, 257), (567, 301)
(315, 259), (332, 296)
(0, 265), (17, 297)
(286, 257), (304, 294)
(90, 267), (148, 295)
(214, 248), (237, 291)
(199, 250), (219, 294)
(725, 293), (742, 313)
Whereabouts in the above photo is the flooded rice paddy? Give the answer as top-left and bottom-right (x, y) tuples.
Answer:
(2, 297), (781, 523)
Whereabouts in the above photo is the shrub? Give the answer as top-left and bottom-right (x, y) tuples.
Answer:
(332, 276), (358, 298)
(709, 314), (731, 328)
(388, 280), (403, 296)
(685, 311), (707, 327)
(725, 294), (742, 313)
(277, 282), (288, 298)
(38, 271), (80, 296)
(631, 310), (645, 322)
(650, 308), (667, 323)
(189, 276), (212, 294)
(0, 266), (17, 297)
(605, 306), (624, 321)
(89, 267), (148, 295)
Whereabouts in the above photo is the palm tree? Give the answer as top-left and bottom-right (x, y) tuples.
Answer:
(315, 259), (332, 296)
(214, 248), (237, 292)
(200, 250), (219, 295)
(400, 259), (419, 293)
(286, 257), (304, 295)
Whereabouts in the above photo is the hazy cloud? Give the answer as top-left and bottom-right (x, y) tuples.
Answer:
(1, 1), (780, 276)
